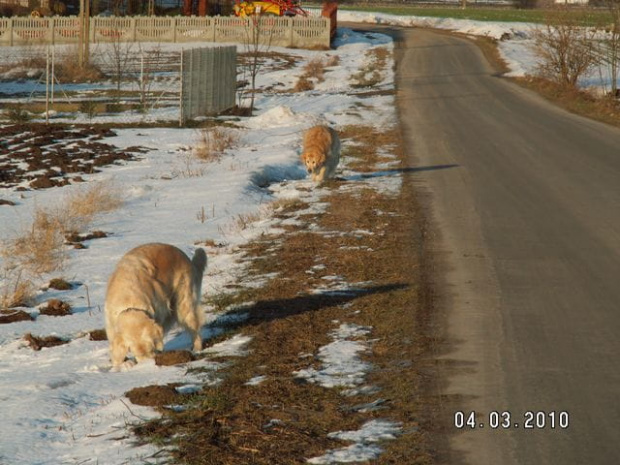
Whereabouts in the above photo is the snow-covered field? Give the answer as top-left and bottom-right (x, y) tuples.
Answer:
(0, 11), (614, 465)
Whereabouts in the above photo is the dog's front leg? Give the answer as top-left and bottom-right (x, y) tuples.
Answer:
(110, 336), (129, 368)
(315, 166), (327, 182)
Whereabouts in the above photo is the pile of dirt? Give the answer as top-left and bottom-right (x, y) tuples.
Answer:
(39, 299), (72, 317)
(155, 350), (195, 366)
(65, 230), (108, 248)
(47, 278), (74, 291)
(0, 310), (33, 324)
(126, 384), (193, 408)
(88, 329), (107, 341)
(0, 124), (149, 190)
(24, 333), (68, 351)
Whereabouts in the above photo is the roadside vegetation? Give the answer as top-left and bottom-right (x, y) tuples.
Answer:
(367, 4), (620, 129)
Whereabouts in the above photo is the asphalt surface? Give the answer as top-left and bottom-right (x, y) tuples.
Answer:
(381, 26), (620, 464)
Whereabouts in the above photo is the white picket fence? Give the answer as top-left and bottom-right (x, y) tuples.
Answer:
(0, 15), (331, 48)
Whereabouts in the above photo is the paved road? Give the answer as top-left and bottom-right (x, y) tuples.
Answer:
(388, 27), (620, 464)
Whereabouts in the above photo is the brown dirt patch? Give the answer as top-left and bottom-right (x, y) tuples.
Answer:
(64, 230), (108, 248)
(48, 278), (73, 291)
(0, 310), (33, 324)
(0, 124), (148, 190)
(126, 385), (183, 408)
(88, 329), (108, 341)
(39, 299), (72, 317)
(24, 332), (69, 351)
(155, 350), (195, 366)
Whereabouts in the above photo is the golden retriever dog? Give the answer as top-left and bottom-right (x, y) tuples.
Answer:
(104, 243), (207, 368)
(301, 125), (340, 182)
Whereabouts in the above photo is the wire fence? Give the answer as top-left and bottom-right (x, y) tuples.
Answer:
(180, 45), (236, 125)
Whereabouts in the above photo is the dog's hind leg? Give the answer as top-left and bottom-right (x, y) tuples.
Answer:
(175, 278), (205, 352)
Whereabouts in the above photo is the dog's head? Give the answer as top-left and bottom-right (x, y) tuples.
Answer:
(302, 149), (326, 175)
(118, 310), (164, 362)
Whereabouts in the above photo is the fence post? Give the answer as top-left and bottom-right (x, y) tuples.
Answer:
(48, 17), (54, 45)
(131, 17), (137, 42)
(179, 50), (184, 126)
(8, 17), (14, 46)
(172, 16), (177, 42)
(288, 16), (293, 48)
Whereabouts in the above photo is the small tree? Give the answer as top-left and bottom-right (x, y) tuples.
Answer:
(242, 9), (275, 114)
(532, 9), (600, 88)
(98, 29), (135, 105)
(603, 0), (620, 95)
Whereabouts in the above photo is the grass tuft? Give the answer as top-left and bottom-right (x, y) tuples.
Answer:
(350, 46), (391, 89)
(193, 127), (239, 163)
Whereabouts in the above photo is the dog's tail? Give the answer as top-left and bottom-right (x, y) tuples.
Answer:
(192, 248), (207, 275)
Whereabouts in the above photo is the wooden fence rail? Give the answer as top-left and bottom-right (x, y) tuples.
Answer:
(0, 15), (331, 48)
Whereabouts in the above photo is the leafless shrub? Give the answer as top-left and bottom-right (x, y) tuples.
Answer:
(193, 127), (239, 163)
(600, 0), (620, 96)
(531, 9), (600, 88)
(325, 55), (340, 67)
(54, 46), (104, 83)
(5, 206), (68, 275)
(0, 266), (36, 310)
(293, 57), (328, 92)
(303, 58), (326, 82)
(174, 151), (207, 178)
(63, 181), (124, 232)
(0, 48), (47, 80)
(294, 76), (315, 92)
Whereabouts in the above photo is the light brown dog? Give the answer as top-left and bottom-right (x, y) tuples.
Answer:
(104, 243), (207, 368)
(301, 125), (341, 182)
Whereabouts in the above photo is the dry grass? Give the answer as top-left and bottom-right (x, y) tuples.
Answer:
(515, 75), (620, 127)
(302, 57), (326, 82)
(325, 55), (340, 67)
(293, 75), (315, 92)
(350, 46), (391, 88)
(339, 124), (400, 171)
(1, 180), (123, 282)
(54, 48), (105, 83)
(4, 206), (68, 276)
(0, 267), (35, 310)
(193, 127), (239, 163)
(63, 181), (124, 232)
(0, 47), (103, 83)
(293, 57), (329, 92)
